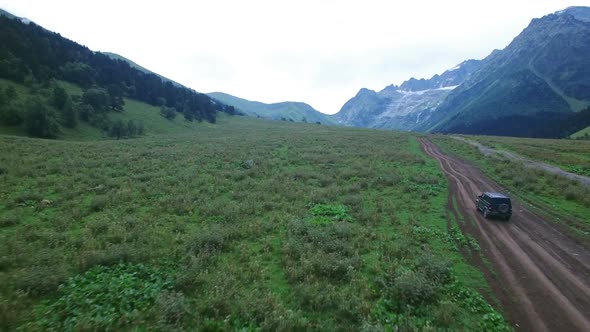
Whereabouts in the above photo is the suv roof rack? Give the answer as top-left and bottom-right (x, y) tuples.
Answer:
(484, 192), (510, 199)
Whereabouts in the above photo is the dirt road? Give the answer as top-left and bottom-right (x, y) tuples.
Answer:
(420, 138), (590, 332)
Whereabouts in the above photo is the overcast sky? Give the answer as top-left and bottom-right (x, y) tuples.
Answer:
(1, 0), (588, 114)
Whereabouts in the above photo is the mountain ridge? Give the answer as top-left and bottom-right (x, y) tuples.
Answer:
(335, 6), (590, 138)
(333, 59), (482, 130)
(422, 6), (590, 136)
(208, 92), (336, 125)
(101, 52), (185, 88)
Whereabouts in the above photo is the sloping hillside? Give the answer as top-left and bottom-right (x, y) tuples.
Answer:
(208, 92), (336, 125)
(0, 11), (233, 139)
(102, 52), (185, 88)
(421, 7), (590, 137)
(0, 79), (217, 140)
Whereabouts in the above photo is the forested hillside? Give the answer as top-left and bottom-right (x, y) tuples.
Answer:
(0, 14), (235, 138)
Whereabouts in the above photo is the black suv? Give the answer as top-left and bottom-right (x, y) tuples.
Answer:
(475, 192), (512, 220)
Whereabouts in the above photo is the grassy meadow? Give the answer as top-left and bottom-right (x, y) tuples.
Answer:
(432, 135), (590, 242)
(464, 135), (590, 177)
(0, 117), (510, 330)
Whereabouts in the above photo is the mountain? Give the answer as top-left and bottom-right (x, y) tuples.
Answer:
(419, 6), (590, 137)
(336, 6), (590, 138)
(334, 59), (481, 130)
(208, 92), (336, 125)
(0, 9), (234, 138)
(0, 8), (17, 19)
(0, 8), (35, 26)
(101, 52), (184, 88)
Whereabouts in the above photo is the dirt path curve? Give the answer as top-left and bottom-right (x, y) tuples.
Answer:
(419, 138), (590, 332)
(451, 135), (590, 186)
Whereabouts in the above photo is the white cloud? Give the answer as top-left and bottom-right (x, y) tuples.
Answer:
(1, 0), (587, 114)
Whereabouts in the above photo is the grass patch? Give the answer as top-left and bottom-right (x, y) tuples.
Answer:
(465, 134), (590, 177)
(309, 204), (352, 225)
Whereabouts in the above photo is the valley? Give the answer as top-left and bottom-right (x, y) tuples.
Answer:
(1, 4), (590, 331)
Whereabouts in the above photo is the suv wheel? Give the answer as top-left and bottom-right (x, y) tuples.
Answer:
(483, 209), (489, 219)
(498, 203), (509, 214)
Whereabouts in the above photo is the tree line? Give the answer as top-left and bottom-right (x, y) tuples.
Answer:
(0, 82), (144, 139)
(0, 15), (236, 137)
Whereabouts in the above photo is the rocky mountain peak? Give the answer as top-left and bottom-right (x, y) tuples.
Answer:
(556, 6), (590, 22)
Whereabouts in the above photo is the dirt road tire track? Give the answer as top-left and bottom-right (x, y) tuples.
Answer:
(419, 138), (590, 332)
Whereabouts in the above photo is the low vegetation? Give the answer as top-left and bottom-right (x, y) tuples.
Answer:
(465, 135), (590, 177)
(0, 118), (510, 330)
(571, 125), (590, 140)
(433, 135), (590, 242)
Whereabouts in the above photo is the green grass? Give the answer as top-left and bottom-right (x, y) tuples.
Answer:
(432, 135), (590, 242)
(0, 118), (509, 330)
(109, 98), (218, 136)
(571, 125), (590, 139)
(463, 135), (590, 177)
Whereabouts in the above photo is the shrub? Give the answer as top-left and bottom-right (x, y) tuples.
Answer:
(155, 290), (188, 326)
(564, 184), (582, 201)
(89, 195), (108, 212)
(0, 213), (19, 227)
(78, 245), (144, 272)
(160, 106), (177, 120)
(283, 220), (360, 283)
(87, 218), (109, 236)
(187, 225), (233, 254)
(0, 103), (23, 125)
(13, 191), (43, 207)
(415, 254), (452, 286)
(174, 256), (209, 292)
(23, 98), (60, 138)
(390, 269), (438, 306)
(15, 265), (68, 296)
(434, 300), (458, 327)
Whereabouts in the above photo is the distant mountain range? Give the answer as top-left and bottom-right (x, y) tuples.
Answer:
(216, 6), (590, 138)
(207, 92), (336, 125)
(335, 6), (590, 138)
(334, 60), (482, 130)
(3, 6), (589, 138)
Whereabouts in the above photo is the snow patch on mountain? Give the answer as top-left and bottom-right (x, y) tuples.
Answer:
(398, 85), (458, 95)
(448, 64), (462, 71)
